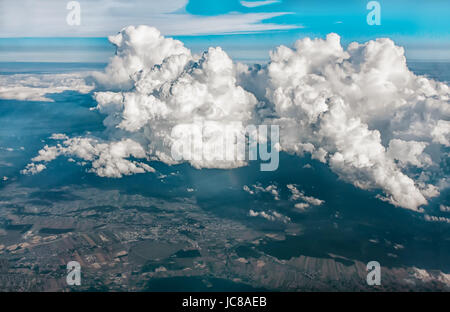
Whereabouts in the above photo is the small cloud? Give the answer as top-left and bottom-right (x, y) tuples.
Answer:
(424, 214), (450, 224)
(249, 209), (290, 223)
(287, 184), (324, 206)
(243, 185), (254, 195)
(243, 183), (280, 200)
(294, 202), (309, 211)
(50, 133), (69, 140)
(21, 163), (46, 175)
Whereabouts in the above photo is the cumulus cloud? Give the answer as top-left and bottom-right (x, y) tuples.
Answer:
(27, 137), (155, 178)
(49, 133), (69, 140)
(21, 163), (46, 175)
(249, 209), (290, 223)
(244, 183), (280, 200)
(294, 202), (310, 211)
(240, 33), (448, 211)
(387, 139), (432, 168)
(424, 214), (450, 224)
(93, 26), (258, 170)
(287, 184), (324, 211)
(23, 26), (449, 211)
(431, 120), (450, 147)
(92, 25), (191, 90)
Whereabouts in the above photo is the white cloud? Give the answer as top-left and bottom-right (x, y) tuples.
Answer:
(0, 0), (300, 37)
(22, 26), (449, 211)
(412, 267), (450, 287)
(26, 137), (155, 178)
(287, 184), (324, 209)
(31, 145), (60, 162)
(50, 133), (69, 140)
(244, 183), (280, 200)
(424, 214), (450, 224)
(294, 202), (309, 211)
(92, 26), (258, 171)
(240, 1), (280, 8)
(0, 73), (94, 102)
(438, 272), (450, 287)
(243, 185), (255, 195)
(249, 209), (290, 223)
(243, 33), (448, 211)
(92, 25), (191, 90)
(387, 139), (432, 168)
(431, 120), (450, 147)
(21, 163), (46, 175)
(149, 12), (302, 36)
(412, 267), (432, 282)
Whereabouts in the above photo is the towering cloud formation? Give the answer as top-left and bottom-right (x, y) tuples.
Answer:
(24, 26), (449, 211)
(244, 33), (447, 210)
(92, 26), (190, 90)
(93, 25), (258, 169)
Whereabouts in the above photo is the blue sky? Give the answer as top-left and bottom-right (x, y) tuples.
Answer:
(0, 0), (449, 61)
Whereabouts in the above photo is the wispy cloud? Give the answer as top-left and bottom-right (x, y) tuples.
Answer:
(240, 0), (280, 8)
(0, 73), (93, 102)
(0, 0), (300, 37)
